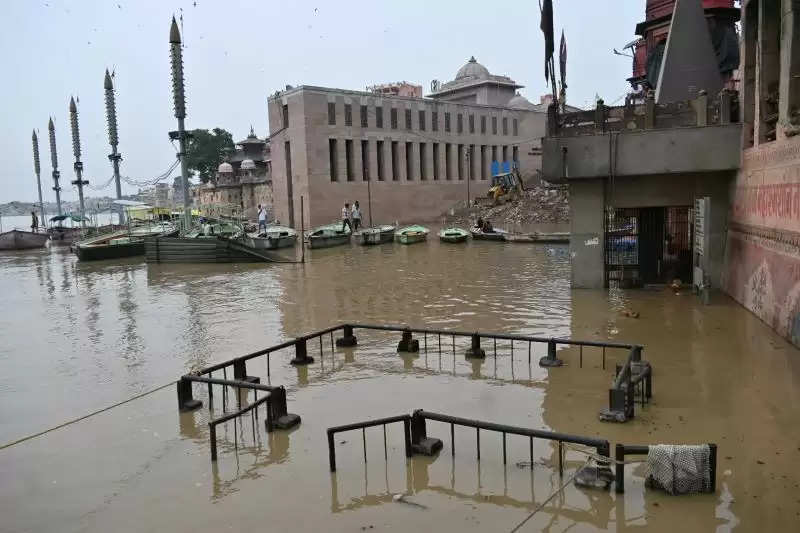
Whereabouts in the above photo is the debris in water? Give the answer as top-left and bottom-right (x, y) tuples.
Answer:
(392, 494), (428, 509)
(757, 460), (765, 465)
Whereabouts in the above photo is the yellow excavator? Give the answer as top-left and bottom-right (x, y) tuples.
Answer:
(480, 168), (524, 206)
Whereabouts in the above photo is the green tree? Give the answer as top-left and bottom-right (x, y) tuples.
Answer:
(185, 128), (234, 183)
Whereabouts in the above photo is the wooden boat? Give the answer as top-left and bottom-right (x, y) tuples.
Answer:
(75, 222), (176, 261)
(439, 227), (469, 244)
(505, 232), (570, 244)
(395, 225), (429, 245)
(246, 225), (297, 250)
(0, 229), (49, 250)
(358, 225), (395, 245)
(47, 214), (87, 244)
(145, 235), (274, 263)
(470, 227), (508, 242)
(307, 223), (351, 249)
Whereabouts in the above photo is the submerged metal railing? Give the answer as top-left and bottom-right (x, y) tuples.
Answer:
(326, 409), (610, 483)
(180, 323), (649, 427)
(177, 374), (299, 461)
(326, 414), (412, 472)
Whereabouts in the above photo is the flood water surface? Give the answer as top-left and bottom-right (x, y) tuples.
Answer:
(0, 238), (798, 531)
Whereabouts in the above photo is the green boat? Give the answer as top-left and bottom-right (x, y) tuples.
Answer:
(358, 225), (395, 245)
(395, 225), (429, 245)
(439, 227), (469, 244)
(308, 223), (351, 249)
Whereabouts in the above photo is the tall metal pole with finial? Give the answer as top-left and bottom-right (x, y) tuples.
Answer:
(169, 16), (192, 231)
(32, 130), (46, 228)
(48, 117), (63, 217)
(69, 96), (89, 228)
(105, 69), (125, 224)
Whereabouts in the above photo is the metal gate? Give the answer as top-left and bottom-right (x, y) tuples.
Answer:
(605, 206), (692, 287)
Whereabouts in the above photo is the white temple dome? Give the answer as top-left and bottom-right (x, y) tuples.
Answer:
(455, 56), (490, 80)
(240, 159), (256, 170)
(507, 93), (537, 110)
(217, 162), (233, 173)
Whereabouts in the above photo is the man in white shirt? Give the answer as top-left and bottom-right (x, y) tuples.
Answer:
(258, 204), (267, 232)
(351, 201), (362, 231)
(341, 203), (352, 232)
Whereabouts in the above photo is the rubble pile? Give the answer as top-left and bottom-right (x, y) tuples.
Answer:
(442, 183), (570, 229)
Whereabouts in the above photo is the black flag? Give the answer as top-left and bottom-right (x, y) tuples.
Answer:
(540, 0), (554, 82)
(559, 30), (567, 90)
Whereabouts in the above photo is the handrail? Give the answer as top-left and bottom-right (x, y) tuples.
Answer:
(326, 414), (412, 471)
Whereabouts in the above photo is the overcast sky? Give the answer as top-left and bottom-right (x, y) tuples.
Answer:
(0, 0), (641, 203)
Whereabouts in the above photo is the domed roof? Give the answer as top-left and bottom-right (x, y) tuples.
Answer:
(507, 93), (537, 110)
(240, 159), (256, 170)
(455, 56), (489, 80)
(217, 162), (233, 173)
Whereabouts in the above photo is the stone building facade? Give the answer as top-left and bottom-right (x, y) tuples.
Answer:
(724, 0), (800, 345)
(198, 129), (272, 220)
(267, 58), (547, 228)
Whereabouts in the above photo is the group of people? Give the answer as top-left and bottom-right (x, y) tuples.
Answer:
(340, 201), (362, 232)
(474, 216), (494, 233)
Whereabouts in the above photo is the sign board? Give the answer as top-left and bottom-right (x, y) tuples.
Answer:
(694, 197), (706, 257)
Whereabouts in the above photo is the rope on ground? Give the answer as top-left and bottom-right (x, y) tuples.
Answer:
(508, 458), (591, 533)
(0, 380), (176, 451)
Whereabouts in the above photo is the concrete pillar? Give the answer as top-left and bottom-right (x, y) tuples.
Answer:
(779, 0), (799, 139)
(369, 138), (379, 181)
(569, 179), (606, 288)
(400, 141), (409, 181)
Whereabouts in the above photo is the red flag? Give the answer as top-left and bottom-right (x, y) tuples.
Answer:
(540, 0), (554, 82)
(559, 30), (567, 89)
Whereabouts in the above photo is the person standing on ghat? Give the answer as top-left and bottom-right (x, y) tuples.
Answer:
(341, 202), (352, 232)
(351, 201), (362, 231)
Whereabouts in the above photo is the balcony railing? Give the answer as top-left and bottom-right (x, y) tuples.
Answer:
(548, 89), (738, 138)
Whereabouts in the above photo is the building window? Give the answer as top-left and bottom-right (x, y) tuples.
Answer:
(512, 145), (519, 163)
(492, 116), (497, 134)
(419, 110), (426, 131)
(457, 144), (464, 180)
(480, 145), (486, 180)
(345, 104), (352, 127)
(469, 145), (475, 180)
(513, 118), (518, 136)
(502, 117), (508, 135)
(376, 106), (383, 128)
(502, 145), (508, 162)
(329, 138), (338, 181)
(282, 104), (289, 128)
(481, 115), (486, 134)
(360, 105), (368, 127)
(457, 114), (463, 133)
(345, 139), (354, 181)
(391, 141), (399, 181)
(361, 140), (370, 181)
(328, 102), (336, 125)
(445, 143), (452, 180)
(377, 140), (385, 181)
(432, 111), (439, 131)
(405, 109), (412, 130)
(433, 143), (440, 180)
(469, 114), (475, 133)
(405, 142), (413, 180)
(491, 145), (498, 165)
(445, 112), (451, 132)
(419, 143), (427, 180)
(391, 108), (398, 129)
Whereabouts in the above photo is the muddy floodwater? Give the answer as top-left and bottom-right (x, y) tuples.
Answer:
(1, 236), (799, 532)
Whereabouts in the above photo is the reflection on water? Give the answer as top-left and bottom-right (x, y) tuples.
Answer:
(1, 237), (798, 532)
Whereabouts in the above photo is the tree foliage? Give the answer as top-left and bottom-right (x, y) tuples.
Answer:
(185, 128), (234, 183)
